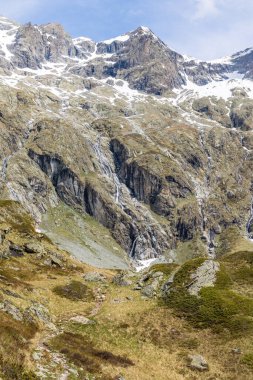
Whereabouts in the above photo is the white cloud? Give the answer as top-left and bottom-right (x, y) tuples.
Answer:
(193, 0), (219, 19)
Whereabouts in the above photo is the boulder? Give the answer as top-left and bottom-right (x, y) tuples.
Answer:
(0, 300), (23, 321)
(84, 272), (107, 283)
(188, 354), (209, 372)
(112, 272), (132, 286)
(24, 242), (44, 254)
(50, 254), (64, 267)
(24, 303), (51, 324)
(152, 271), (164, 279)
(70, 315), (95, 325)
(44, 254), (64, 268)
(9, 243), (23, 257)
(141, 285), (156, 298)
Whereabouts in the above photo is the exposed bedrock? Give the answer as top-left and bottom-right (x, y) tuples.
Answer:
(110, 138), (201, 241)
(28, 149), (172, 259)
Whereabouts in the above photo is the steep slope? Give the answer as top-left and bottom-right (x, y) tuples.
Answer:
(0, 16), (253, 266)
(0, 200), (253, 379)
(1, 15), (253, 380)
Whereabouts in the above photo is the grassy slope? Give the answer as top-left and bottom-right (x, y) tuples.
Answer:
(0, 202), (253, 379)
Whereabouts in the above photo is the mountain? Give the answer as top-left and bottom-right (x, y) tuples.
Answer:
(0, 16), (253, 379)
(1, 16), (253, 262)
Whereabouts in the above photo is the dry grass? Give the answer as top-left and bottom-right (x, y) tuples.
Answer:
(0, 229), (253, 379)
(50, 331), (134, 379)
(0, 312), (38, 379)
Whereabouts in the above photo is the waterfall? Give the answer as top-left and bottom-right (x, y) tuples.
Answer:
(129, 236), (138, 257)
(246, 197), (253, 239)
(91, 137), (123, 206)
(1, 155), (12, 182)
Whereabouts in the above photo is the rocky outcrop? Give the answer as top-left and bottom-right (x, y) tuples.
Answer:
(187, 260), (220, 296)
(110, 138), (192, 214)
(28, 149), (172, 259)
(10, 22), (79, 69)
(0, 17), (253, 266)
(72, 27), (185, 94)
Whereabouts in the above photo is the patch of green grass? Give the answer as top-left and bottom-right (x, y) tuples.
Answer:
(162, 257), (253, 336)
(165, 287), (253, 336)
(214, 264), (233, 289)
(68, 319), (140, 353)
(222, 251), (253, 285)
(231, 267), (253, 285)
(53, 281), (94, 301)
(241, 353), (253, 370)
(172, 257), (206, 288)
(150, 263), (178, 276)
(223, 251), (253, 264)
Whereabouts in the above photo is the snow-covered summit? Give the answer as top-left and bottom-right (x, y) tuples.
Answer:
(73, 36), (94, 44)
(102, 33), (130, 45)
(0, 16), (19, 29)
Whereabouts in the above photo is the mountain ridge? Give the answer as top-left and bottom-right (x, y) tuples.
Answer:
(0, 15), (253, 266)
(1, 16), (253, 95)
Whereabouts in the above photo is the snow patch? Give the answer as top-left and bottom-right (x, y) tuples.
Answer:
(0, 26), (17, 60)
(174, 73), (253, 102)
(102, 34), (130, 44)
(208, 55), (232, 65)
(232, 47), (253, 60)
(135, 258), (157, 272)
(73, 36), (93, 44)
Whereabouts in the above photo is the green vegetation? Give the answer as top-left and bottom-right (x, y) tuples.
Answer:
(164, 257), (253, 336)
(166, 287), (253, 335)
(0, 200), (35, 234)
(222, 251), (253, 286)
(241, 353), (253, 370)
(53, 281), (94, 301)
(172, 257), (206, 288)
(150, 263), (178, 276)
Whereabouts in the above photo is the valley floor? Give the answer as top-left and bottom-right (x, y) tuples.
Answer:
(0, 248), (253, 380)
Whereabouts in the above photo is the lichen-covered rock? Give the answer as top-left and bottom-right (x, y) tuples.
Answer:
(84, 272), (107, 283)
(24, 242), (44, 254)
(113, 272), (132, 286)
(69, 315), (95, 325)
(187, 260), (220, 296)
(0, 300), (23, 321)
(188, 354), (209, 372)
(141, 279), (160, 298)
(24, 303), (51, 324)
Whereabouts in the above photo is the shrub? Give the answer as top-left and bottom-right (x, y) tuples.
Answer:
(53, 281), (94, 301)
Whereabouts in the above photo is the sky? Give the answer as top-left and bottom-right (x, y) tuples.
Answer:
(0, 0), (252, 60)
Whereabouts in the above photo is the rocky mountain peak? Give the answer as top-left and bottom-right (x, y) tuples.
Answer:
(0, 15), (19, 30)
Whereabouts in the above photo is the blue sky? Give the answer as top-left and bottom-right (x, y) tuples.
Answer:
(0, 0), (252, 60)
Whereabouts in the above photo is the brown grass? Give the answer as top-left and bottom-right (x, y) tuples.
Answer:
(0, 312), (38, 379)
(50, 331), (134, 379)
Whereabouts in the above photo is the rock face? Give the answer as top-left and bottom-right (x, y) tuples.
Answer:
(187, 260), (220, 296)
(10, 22), (78, 69)
(0, 300), (23, 321)
(0, 16), (253, 265)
